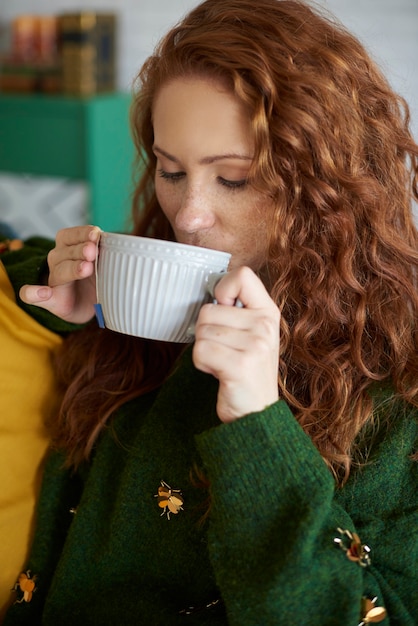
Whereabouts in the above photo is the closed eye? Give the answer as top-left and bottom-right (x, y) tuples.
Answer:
(157, 168), (185, 183)
(157, 169), (248, 190)
(218, 177), (248, 189)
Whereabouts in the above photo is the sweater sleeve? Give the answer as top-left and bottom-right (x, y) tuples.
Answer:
(195, 400), (417, 626)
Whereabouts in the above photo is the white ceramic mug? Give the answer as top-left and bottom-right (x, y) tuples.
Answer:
(95, 232), (231, 343)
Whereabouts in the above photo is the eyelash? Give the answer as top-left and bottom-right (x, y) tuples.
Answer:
(157, 169), (248, 190)
(157, 169), (184, 183)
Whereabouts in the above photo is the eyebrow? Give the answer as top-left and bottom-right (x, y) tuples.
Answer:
(153, 145), (253, 165)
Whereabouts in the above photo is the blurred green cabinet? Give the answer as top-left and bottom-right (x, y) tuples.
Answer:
(0, 93), (135, 232)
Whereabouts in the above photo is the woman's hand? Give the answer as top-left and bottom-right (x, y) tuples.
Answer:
(19, 225), (101, 324)
(193, 266), (280, 423)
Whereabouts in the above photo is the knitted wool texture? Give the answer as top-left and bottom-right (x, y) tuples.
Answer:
(2, 243), (417, 625)
(3, 348), (418, 625)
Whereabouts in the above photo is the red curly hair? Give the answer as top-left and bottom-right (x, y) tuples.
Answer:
(54, 0), (418, 481)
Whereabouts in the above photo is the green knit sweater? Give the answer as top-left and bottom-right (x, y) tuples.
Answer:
(2, 243), (418, 625)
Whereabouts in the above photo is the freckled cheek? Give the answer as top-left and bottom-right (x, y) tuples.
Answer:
(155, 183), (181, 224)
(233, 211), (271, 270)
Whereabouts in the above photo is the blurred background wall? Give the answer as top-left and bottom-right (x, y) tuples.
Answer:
(0, 0), (416, 133)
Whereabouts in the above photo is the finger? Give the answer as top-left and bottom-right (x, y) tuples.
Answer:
(193, 337), (279, 412)
(194, 337), (243, 377)
(196, 319), (278, 352)
(48, 255), (95, 287)
(55, 224), (101, 247)
(20, 282), (96, 323)
(197, 302), (263, 333)
(19, 283), (69, 317)
(198, 290), (280, 338)
(213, 266), (274, 310)
(50, 228), (100, 268)
(47, 227), (100, 287)
(195, 325), (266, 357)
(194, 319), (279, 368)
(19, 284), (53, 306)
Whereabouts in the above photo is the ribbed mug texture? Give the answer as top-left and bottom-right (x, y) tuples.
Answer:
(97, 233), (231, 342)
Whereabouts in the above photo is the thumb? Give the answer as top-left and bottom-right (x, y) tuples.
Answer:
(19, 284), (54, 307)
(19, 283), (75, 320)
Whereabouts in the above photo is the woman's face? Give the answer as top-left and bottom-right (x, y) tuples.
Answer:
(152, 77), (275, 271)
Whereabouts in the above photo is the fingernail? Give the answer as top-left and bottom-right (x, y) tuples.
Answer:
(37, 287), (51, 299)
(90, 226), (102, 241)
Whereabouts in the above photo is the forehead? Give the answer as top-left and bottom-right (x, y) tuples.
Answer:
(152, 78), (254, 156)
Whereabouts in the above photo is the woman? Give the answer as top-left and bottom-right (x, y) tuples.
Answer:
(5, 0), (418, 624)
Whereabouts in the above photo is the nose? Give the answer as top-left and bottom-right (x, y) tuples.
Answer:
(174, 184), (216, 234)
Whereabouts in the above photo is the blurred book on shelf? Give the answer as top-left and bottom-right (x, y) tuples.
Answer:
(60, 13), (116, 95)
(0, 12), (117, 96)
(0, 15), (60, 93)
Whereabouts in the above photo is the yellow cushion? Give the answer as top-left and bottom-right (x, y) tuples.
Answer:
(0, 261), (62, 618)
